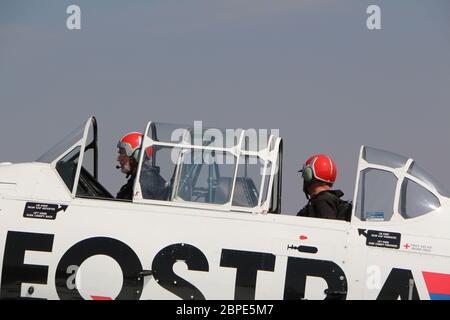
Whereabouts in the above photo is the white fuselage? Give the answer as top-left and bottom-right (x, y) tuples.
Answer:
(1, 162), (449, 300)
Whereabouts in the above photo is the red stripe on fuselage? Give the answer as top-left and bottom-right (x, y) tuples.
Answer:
(91, 296), (113, 301)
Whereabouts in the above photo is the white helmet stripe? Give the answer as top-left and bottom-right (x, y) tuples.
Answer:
(329, 157), (333, 180)
(311, 155), (334, 184)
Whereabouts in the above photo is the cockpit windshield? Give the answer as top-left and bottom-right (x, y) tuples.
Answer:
(407, 162), (450, 197)
(147, 122), (276, 151)
(356, 145), (449, 222)
(135, 121), (282, 213)
(362, 146), (450, 197)
(363, 146), (408, 169)
(36, 122), (85, 163)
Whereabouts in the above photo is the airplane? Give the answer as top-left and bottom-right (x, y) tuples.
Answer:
(0, 116), (449, 300)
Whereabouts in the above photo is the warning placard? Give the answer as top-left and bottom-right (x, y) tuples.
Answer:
(358, 229), (401, 249)
(23, 202), (68, 220)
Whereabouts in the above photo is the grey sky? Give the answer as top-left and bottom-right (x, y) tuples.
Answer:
(1, 0), (449, 213)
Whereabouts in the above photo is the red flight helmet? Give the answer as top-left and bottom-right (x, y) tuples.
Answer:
(117, 132), (153, 162)
(300, 154), (337, 185)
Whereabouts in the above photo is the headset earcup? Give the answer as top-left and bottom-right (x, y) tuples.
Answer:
(304, 167), (313, 182)
(132, 148), (141, 162)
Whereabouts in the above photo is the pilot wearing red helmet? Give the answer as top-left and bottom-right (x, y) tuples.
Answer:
(297, 154), (349, 220)
(116, 132), (167, 201)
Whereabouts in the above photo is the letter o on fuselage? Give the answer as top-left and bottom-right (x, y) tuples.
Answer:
(55, 237), (143, 300)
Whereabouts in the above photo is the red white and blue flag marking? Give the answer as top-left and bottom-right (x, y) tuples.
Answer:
(422, 272), (450, 300)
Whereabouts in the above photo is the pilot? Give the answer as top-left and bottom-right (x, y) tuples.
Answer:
(297, 154), (348, 220)
(116, 132), (167, 201)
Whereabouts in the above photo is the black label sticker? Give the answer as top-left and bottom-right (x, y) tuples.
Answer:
(358, 229), (401, 249)
(24, 202), (68, 220)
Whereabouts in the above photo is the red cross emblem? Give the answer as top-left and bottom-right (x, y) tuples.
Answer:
(403, 243), (411, 250)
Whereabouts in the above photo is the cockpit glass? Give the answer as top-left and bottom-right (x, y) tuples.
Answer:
(175, 150), (237, 205)
(363, 146), (408, 168)
(36, 123), (85, 163)
(139, 121), (282, 210)
(55, 146), (81, 193)
(147, 122), (279, 153)
(149, 122), (239, 148)
(239, 130), (275, 152)
(400, 178), (440, 219)
(233, 156), (266, 208)
(356, 168), (397, 221)
(408, 162), (450, 197)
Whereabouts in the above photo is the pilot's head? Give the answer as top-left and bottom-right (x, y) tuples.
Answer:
(117, 132), (143, 176)
(117, 132), (155, 176)
(299, 154), (337, 198)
